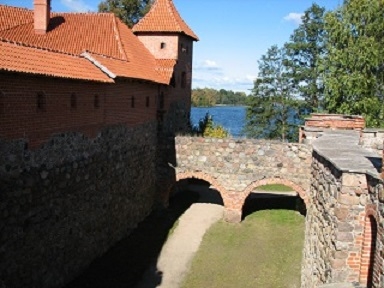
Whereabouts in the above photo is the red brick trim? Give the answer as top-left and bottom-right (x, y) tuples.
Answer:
(176, 171), (228, 195)
(243, 178), (308, 205)
(358, 206), (379, 287)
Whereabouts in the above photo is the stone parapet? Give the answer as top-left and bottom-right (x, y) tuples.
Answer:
(300, 114), (365, 145)
(175, 137), (312, 193)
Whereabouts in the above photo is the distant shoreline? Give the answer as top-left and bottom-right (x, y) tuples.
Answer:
(192, 105), (249, 108)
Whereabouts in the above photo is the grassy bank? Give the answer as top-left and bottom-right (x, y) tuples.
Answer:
(181, 209), (305, 288)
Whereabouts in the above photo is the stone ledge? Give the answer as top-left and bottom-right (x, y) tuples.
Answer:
(312, 130), (381, 179)
(317, 283), (364, 288)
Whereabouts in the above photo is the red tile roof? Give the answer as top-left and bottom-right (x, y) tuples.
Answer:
(132, 0), (198, 41)
(0, 39), (113, 82)
(156, 59), (177, 84)
(0, 4), (170, 84)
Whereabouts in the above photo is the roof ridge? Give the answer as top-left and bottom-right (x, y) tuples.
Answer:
(112, 16), (128, 61)
(83, 50), (130, 62)
(0, 21), (32, 32)
(166, 0), (182, 31)
(0, 37), (79, 57)
(81, 52), (117, 79)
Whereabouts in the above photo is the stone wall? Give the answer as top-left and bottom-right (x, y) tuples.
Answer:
(174, 136), (312, 222)
(302, 130), (384, 288)
(0, 122), (158, 288)
(360, 129), (384, 155)
(175, 137), (312, 193)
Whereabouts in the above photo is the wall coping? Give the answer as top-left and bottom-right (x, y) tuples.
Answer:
(312, 130), (381, 179)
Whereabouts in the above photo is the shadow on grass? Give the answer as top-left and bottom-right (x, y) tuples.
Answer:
(242, 193), (306, 220)
(64, 190), (200, 288)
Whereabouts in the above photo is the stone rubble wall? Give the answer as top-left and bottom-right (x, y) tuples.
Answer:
(360, 129), (384, 155)
(302, 150), (384, 288)
(175, 137), (312, 193)
(0, 122), (158, 288)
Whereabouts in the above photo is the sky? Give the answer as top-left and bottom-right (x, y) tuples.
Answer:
(2, 0), (343, 94)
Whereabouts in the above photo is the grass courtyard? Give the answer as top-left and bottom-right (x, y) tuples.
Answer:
(181, 209), (305, 288)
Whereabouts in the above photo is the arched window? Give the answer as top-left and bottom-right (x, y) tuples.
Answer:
(160, 42), (166, 49)
(131, 96), (135, 108)
(181, 72), (186, 88)
(159, 92), (164, 110)
(36, 92), (46, 112)
(70, 93), (77, 109)
(170, 72), (176, 88)
(0, 91), (4, 114)
(94, 94), (100, 108)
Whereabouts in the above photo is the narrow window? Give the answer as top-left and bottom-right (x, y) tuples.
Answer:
(131, 96), (135, 108)
(36, 92), (46, 112)
(146, 96), (150, 108)
(159, 92), (164, 110)
(0, 91), (4, 114)
(170, 72), (176, 88)
(160, 42), (166, 49)
(181, 72), (186, 88)
(94, 94), (100, 109)
(181, 43), (186, 53)
(70, 93), (77, 109)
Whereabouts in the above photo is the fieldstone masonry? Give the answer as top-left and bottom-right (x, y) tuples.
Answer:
(2, 113), (384, 288)
(0, 122), (158, 288)
(301, 130), (383, 288)
(174, 137), (312, 222)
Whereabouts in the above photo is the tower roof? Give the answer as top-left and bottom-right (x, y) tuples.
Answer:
(132, 0), (198, 41)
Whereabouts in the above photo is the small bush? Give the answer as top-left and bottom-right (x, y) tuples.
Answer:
(192, 113), (229, 138)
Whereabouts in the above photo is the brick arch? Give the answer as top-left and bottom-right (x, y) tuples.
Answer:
(176, 171), (228, 196)
(359, 207), (379, 287)
(243, 178), (308, 205)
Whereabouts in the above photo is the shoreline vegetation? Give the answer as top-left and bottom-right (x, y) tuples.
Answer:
(191, 88), (249, 107)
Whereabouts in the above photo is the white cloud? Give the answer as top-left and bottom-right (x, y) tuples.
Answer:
(283, 12), (304, 25)
(203, 60), (218, 68)
(192, 74), (255, 94)
(60, 0), (94, 12)
(195, 59), (222, 72)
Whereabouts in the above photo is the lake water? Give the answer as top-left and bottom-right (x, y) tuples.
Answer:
(191, 106), (247, 137)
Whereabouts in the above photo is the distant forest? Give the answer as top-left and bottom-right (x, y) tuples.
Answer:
(191, 88), (249, 107)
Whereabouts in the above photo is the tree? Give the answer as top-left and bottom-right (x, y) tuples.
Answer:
(322, 0), (384, 127)
(285, 3), (326, 111)
(98, 0), (153, 28)
(244, 45), (301, 142)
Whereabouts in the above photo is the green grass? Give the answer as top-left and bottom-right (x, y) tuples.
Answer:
(256, 184), (294, 192)
(181, 209), (304, 288)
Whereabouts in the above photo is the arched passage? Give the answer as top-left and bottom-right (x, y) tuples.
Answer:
(360, 214), (378, 287)
(243, 178), (308, 205)
(242, 178), (307, 220)
(175, 171), (226, 205)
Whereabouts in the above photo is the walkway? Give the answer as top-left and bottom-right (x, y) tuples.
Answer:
(135, 203), (224, 288)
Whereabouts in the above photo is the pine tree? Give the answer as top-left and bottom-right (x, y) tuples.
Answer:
(245, 45), (301, 142)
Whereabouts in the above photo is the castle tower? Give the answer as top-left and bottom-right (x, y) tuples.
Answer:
(132, 0), (198, 132)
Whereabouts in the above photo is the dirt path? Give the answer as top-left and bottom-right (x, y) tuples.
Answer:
(135, 203), (224, 288)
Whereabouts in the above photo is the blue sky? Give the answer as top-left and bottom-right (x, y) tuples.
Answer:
(3, 0), (342, 94)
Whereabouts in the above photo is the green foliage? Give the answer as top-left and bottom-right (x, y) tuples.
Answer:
(244, 45), (303, 142)
(285, 3), (326, 111)
(98, 0), (153, 27)
(191, 88), (248, 107)
(192, 113), (229, 138)
(322, 0), (384, 127)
